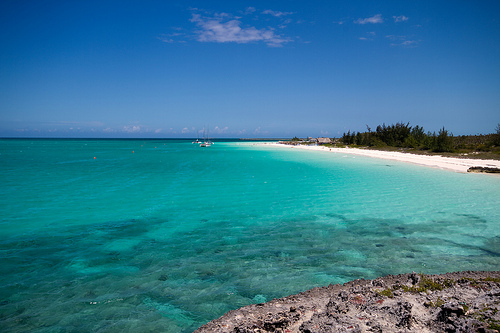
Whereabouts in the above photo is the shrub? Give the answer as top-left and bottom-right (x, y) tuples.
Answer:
(493, 123), (500, 146)
(434, 127), (454, 152)
(403, 136), (418, 148)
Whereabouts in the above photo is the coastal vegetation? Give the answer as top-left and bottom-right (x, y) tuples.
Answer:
(340, 122), (499, 154)
(290, 123), (500, 160)
(376, 273), (456, 299)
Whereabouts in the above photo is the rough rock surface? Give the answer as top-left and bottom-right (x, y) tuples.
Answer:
(467, 166), (500, 173)
(195, 271), (500, 333)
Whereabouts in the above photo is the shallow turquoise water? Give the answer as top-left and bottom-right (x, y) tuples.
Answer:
(1, 139), (499, 332)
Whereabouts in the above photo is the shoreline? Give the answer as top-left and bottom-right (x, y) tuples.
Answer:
(195, 271), (500, 332)
(263, 143), (500, 174)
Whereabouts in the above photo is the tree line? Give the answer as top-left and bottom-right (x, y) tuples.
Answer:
(341, 122), (500, 153)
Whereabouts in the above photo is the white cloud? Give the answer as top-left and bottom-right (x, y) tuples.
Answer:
(158, 35), (174, 43)
(185, 127), (193, 133)
(359, 31), (376, 41)
(393, 15), (409, 23)
(154, 128), (162, 134)
(123, 125), (141, 133)
(279, 18), (292, 29)
(386, 35), (405, 41)
(190, 12), (291, 47)
(164, 27), (188, 43)
(354, 14), (383, 24)
(253, 127), (269, 135)
(158, 31), (188, 43)
(244, 7), (256, 15)
(262, 9), (293, 17)
(397, 40), (419, 47)
(213, 126), (229, 133)
(333, 17), (350, 25)
(386, 35), (420, 47)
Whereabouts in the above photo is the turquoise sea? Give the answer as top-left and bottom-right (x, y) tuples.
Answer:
(1, 139), (499, 332)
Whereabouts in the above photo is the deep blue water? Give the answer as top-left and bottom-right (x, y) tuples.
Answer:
(1, 139), (499, 332)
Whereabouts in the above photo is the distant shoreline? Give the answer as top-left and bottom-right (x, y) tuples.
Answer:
(262, 142), (500, 174)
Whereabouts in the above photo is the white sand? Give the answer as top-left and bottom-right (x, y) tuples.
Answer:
(264, 143), (500, 174)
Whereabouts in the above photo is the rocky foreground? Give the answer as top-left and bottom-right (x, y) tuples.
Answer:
(467, 167), (500, 173)
(195, 271), (500, 333)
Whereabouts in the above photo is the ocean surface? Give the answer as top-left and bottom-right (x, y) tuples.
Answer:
(1, 139), (499, 332)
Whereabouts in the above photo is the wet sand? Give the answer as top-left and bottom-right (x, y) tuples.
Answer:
(267, 143), (500, 174)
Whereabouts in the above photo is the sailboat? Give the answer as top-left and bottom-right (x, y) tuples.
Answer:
(200, 128), (212, 147)
(192, 129), (201, 144)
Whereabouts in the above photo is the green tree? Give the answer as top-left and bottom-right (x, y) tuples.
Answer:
(342, 130), (357, 145)
(494, 123), (500, 146)
(403, 135), (418, 148)
(374, 122), (412, 147)
(434, 127), (454, 152)
(341, 131), (351, 144)
(422, 131), (437, 150)
(355, 132), (362, 145)
(411, 125), (426, 146)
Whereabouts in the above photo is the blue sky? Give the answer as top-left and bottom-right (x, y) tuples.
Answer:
(1, 1), (499, 138)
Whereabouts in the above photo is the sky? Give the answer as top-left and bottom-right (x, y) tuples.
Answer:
(1, 0), (499, 138)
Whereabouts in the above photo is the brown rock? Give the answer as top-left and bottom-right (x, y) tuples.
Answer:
(195, 271), (500, 333)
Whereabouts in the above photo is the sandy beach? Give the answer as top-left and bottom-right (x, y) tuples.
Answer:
(265, 143), (500, 174)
